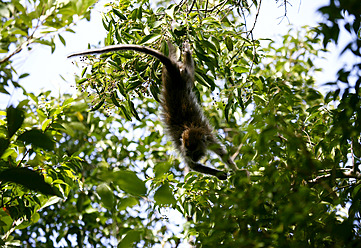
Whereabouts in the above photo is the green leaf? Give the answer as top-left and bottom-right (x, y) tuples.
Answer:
(126, 80), (143, 91)
(112, 171), (146, 196)
(120, 105), (132, 121)
(150, 83), (160, 102)
(200, 39), (217, 53)
(13, 1), (26, 13)
(137, 6), (142, 19)
(118, 230), (141, 248)
(102, 17), (109, 31)
(154, 182), (176, 206)
(0, 168), (59, 196)
(117, 83), (127, 98)
(233, 66), (248, 74)
(90, 99), (105, 111)
(154, 161), (172, 178)
(39, 196), (62, 210)
(165, 4), (177, 19)
(118, 197), (139, 211)
(352, 139), (361, 158)
(19, 73), (30, 79)
(96, 183), (114, 209)
(225, 36), (233, 51)
(7, 105), (25, 137)
(111, 92), (122, 107)
(34, 39), (53, 47)
(0, 208), (13, 230)
(58, 34), (66, 46)
(195, 71), (211, 88)
(139, 33), (162, 45)
(17, 129), (55, 150)
(224, 97), (233, 122)
(77, 78), (88, 84)
(128, 99), (141, 121)
(81, 67), (87, 78)
(113, 9), (126, 20)
(41, 119), (52, 131)
(0, 138), (10, 157)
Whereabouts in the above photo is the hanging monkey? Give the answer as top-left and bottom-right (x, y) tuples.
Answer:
(68, 42), (238, 180)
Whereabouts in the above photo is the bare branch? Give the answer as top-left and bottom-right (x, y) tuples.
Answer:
(248, 0), (262, 34)
(308, 168), (361, 184)
(276, 0), (292, 24)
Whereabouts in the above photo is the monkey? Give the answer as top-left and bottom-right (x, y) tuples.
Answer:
(68, 42), (238, 180)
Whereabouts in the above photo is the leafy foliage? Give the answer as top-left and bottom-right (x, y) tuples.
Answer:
(1, 0), (361, 247)
(0, 0), (96, 94)
(72, 0), (256, 121)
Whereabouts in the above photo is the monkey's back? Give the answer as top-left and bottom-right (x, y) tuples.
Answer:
(160, 65), (212, 150)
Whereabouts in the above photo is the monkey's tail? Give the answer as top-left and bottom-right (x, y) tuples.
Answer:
(67, 44), (176, 73)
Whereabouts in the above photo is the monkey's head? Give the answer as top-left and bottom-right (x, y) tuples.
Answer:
(181, 127), (208, 162)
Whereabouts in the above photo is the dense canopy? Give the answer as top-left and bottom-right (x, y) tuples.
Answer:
(0, 0), (360, 247)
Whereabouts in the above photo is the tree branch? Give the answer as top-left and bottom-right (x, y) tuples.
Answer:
(308, 168), (361, 184)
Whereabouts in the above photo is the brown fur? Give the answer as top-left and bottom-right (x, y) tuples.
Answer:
(68, 42), (237, 179)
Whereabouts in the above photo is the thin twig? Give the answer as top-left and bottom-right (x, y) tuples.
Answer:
(248, 0), (262, 34)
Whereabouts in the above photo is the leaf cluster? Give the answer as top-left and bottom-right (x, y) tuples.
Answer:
(71, 0), (258, 121)
(0, 0), (97, 94)
(1, 0), (361, 247)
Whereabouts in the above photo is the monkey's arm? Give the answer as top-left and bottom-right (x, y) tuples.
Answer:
(214, 146), (238, 171)
(67, 44), (175, 73)
(187, 161), (228, 180)
(207, 137), (238, 172)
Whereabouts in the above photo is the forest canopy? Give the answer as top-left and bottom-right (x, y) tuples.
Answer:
(0, 0), (361, 247)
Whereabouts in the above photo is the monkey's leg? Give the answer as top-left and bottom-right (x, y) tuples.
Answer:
(182, 41), (193, 65)
(188, 161), (228, 180)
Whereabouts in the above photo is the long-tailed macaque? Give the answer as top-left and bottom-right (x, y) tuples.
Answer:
(68, 42), (238, 180)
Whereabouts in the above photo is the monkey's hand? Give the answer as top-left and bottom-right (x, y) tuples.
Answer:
(188, 161), (228, 180)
